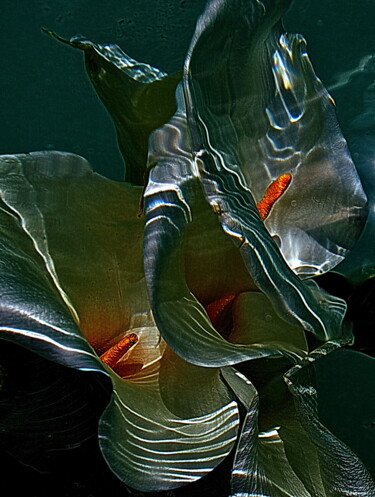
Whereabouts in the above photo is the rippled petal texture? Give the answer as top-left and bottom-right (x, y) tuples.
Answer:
(144, 85), (311, 367)
(143, 0), (366, 373)
(140, 0), (372, 494)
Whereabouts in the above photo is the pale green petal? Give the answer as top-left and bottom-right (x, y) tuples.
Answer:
(228, 291), (308, 358)
(0, 153), (117, 463)
(0, 341), (110, 468)
(144, 87), (347, 372)
(0, 150), (248, 492)
(0, 181), (101, 371)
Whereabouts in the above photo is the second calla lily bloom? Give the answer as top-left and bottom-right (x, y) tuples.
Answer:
(0, 0), (374, 496)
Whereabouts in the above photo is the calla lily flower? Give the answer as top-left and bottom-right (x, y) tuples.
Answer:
(0, 0), (374, 496)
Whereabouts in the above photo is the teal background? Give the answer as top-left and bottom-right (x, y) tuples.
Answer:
(2, 1), (375, 181)
(1, 0), (374, 494)
(1, 0), (207, 180)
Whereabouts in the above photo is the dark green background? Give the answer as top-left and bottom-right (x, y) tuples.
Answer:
(2, 0), (375, 181)
(1, 0), (374, 494)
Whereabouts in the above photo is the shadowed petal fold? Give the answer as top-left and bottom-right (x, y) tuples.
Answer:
(0, 0), (372, 494)
(144, 87), (311, 367)
(0, 151), (146, 348)
(99, 314), (246, 492)
(0, 341), (110, 469)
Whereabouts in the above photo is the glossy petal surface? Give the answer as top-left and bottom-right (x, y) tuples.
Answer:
(145, 84), (347, 375)
(0, 151), (146, 348)
(0, 0), (372, 494)
(144, 86), (311, 367)
(100, 314), (242, 492)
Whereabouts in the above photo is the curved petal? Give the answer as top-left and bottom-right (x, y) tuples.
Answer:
(0, 185), (101, 371)
(45, 30), (180, 184)
(98, 314), (245, 492)
(145, 92), (293, 367)
(0, 165), (112, 463)
(184, 0), (367, 278)
(228, 291), (308, 358)
(0, 341), (110, 470)
(0, 151), (246, 492)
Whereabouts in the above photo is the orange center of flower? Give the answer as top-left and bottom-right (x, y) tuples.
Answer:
(205, 293), (237, 328)
(256, 173), (292, 221)
(100, 333), (139, 369)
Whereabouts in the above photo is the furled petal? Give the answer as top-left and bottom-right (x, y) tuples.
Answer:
(0, 173), (111, 464)
(228, 291), (307, 357)
(229, 333), (375, 496)
(0, 151), (249, 491)
(45, 30), (180, 184)
(144, 87), (305, 367)
(0, 180), (101, 370)
(184, 0), (367, 278)
(333, 132), (375, 284)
